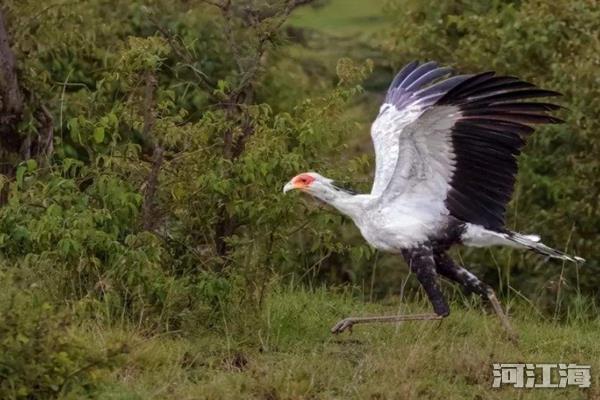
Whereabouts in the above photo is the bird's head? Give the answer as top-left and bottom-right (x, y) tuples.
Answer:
(283, 172), (325, 195)
(283, 172), (355, 199)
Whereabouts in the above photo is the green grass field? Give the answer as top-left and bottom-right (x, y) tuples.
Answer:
(89, 289), (600, 399)
(289, 1), (388, 36)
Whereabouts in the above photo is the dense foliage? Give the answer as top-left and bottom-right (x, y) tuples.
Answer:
(0, 0), (598, 397)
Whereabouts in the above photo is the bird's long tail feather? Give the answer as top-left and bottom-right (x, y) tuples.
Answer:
(508, 232), (584, 263)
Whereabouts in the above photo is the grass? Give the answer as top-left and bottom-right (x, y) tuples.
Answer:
(289, 0), (389, 36)
(86, 288), (600, 399)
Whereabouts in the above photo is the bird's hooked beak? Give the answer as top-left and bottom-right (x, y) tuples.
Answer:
(283, 180), (297, 193)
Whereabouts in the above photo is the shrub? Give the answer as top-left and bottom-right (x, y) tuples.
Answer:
(0, 272), (126, 399)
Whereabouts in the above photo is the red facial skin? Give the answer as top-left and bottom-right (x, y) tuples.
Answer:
(292, 174), (315, 190)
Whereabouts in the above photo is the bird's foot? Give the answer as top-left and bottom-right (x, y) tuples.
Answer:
(331, 318), (355, 334)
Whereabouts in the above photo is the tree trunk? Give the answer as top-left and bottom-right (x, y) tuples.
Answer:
(0, 8), (54, 204)
(0, 8), (24, 203)
(0, 8), (24, 166)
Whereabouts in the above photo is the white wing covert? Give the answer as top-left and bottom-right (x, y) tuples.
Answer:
(370, 61), (562, 230)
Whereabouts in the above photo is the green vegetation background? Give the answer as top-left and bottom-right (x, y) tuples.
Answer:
(0, 0), (598, 398)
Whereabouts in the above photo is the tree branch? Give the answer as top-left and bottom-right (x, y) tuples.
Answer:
(149, 13), (216, 91)
(37, 104), (54, 159)
(141, 71), (164, 231)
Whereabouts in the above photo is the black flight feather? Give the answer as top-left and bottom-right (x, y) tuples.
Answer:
(437, 71), (562, 230)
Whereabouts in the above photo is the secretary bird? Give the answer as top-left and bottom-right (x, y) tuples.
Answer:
(283, 61), (584, 339)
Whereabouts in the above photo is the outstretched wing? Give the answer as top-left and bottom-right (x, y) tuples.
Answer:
(370, 61), (562, 230)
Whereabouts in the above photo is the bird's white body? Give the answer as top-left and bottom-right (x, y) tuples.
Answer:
(330, 194), (445, 251)
(357, 208), (442, 252)
(284, 61), (583, 263)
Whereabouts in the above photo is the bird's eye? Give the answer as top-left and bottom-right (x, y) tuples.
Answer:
(295, 175), (313, 186)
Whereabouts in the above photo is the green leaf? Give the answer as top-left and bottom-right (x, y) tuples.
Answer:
(16, 165), (26, 187)
(68, 118), (81, 143)
(26, 159), (38, 172)
(93, 126), (105, 143)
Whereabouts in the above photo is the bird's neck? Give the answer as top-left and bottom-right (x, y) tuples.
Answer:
(312, 185), (370, 221)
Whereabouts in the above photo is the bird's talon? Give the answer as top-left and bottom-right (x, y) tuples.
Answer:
(331, 318), (355, 334)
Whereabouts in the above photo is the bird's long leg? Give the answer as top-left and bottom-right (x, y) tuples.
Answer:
(332, 246), (448, 334)
(434, 252), (518, 342)
(331, 313), (443, 334)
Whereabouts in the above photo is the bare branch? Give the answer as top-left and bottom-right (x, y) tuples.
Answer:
(142, 71), (157, 139)
(141, 71), (164, 231)
(220, 0), (244, 73)
(149, 15), (216, 90)
(35, 104), (54, 163)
